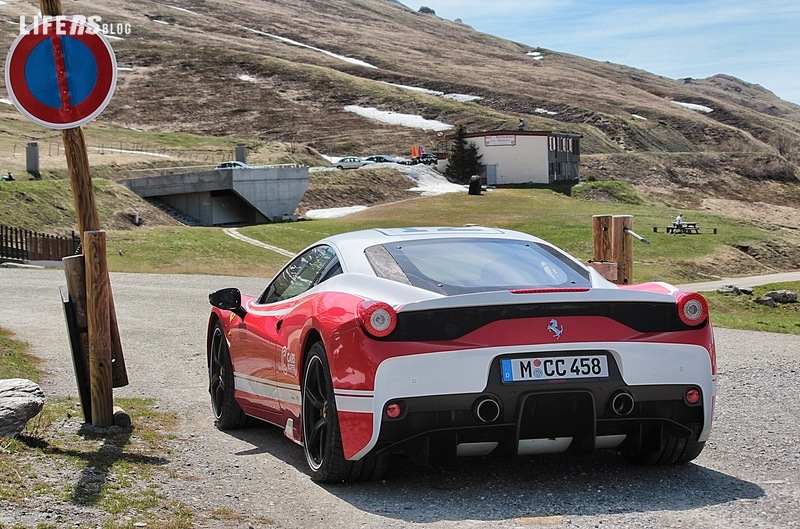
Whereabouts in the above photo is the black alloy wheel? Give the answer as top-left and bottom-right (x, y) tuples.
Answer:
(208, 321), (247, 429)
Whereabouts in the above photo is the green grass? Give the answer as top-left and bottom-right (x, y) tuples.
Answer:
(705, 281), (800, 334)
(0, 388), (194, 528)
(105, 226), (289, 276)
(237, 187), (778, 284)
(0, 328), (42, 382)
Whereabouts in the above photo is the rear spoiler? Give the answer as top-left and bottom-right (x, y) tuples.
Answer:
(396, 287), (677, 314)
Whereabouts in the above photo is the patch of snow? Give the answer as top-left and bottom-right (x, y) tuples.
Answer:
(363, 162), (464, 197)
(166, 5), (198, 15)
(670, 101), (713, 113)
(443, 93), (482, 102)
(527, 51), (542, 56)
(382, 82), (482, 103)
(238, 74), (258, 83)
(303, 164), (465, 218)
(117, 67), (134, 72)
(242, 27), (377, 69)
(631, 114), (648, 120)
(93, 147), (172, 158)
(305, 206), (369, 219)
(105, 35), (124, 41)
(316, 154), (339, 164)
(344, 105), (453, 131)
(0, 98), (13, 105)
(535, 108), (558, 115)
(398, 164), (464, 196)
(152, 20), (170, 25)
(383, 82), (443, 96)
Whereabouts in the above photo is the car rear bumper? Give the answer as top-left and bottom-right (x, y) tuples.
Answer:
(338, 341), (716, 460)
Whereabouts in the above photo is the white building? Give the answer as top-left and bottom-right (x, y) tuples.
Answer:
(454, 130), (581, 185)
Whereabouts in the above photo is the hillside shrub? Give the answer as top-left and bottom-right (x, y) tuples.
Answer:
(571, 180), (645, 205)
(734, 156), (798, 182)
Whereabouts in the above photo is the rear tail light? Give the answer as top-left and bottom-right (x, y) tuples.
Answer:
(358, 301), (397, 338)
(675, 291), (709, 326)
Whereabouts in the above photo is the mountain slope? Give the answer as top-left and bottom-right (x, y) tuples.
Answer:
(0, 0), (797, 202)
(2, 0), (797, 154)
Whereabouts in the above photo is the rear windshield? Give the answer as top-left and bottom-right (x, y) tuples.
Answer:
(365, 238), (591, 295)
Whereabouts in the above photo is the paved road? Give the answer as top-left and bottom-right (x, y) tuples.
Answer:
(1, 267), (799, 528)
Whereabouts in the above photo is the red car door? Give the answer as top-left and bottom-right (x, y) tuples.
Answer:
(236, 245), (339, 422)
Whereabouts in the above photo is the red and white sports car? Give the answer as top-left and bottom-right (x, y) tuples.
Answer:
(207, 227), (717, 483)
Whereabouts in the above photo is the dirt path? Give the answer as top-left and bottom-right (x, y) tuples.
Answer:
(678, 270), (800, 292)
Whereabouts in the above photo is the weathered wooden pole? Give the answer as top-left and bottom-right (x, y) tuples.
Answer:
(611, 215), (634, 285)
(40, 0), (128, 427)
(592, 214), (613, 262)
(84, 230), (113, 427)
(588, 214), (618, 282)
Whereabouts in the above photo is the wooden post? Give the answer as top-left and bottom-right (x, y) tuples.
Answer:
(587, 215), (618, 282)
(592, 215), (613, 261)
(612, 215), (634, 285)
(84, 231), (113, 427)
(63, 255), (89, 374)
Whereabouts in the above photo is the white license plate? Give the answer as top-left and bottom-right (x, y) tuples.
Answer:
(501, 355), (609, 382)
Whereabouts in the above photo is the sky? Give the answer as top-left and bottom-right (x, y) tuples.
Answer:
(405, 0), (800, 105)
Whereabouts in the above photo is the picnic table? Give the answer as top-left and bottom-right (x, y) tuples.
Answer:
(667, 221), (700, 234)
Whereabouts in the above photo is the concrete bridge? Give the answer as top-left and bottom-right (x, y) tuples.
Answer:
(122, 165), (309, 226)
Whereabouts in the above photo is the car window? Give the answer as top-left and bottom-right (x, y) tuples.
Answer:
(365, 238), (590, 295)
(259, 245), (338, 304)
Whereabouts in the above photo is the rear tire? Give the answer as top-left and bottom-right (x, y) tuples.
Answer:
(302, 341), (386, 483)
(208, 320), (247, 430)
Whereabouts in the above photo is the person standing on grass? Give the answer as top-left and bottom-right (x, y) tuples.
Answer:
(674, 213), (684, 236)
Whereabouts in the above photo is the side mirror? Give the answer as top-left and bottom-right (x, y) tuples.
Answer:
(209, 288), (247, 319)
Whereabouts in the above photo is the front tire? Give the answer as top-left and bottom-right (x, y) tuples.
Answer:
(208, 320), (247, 430)
(302, 341), (387, 483)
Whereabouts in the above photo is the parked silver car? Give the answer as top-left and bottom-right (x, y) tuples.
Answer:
(334, 156), (374, 170)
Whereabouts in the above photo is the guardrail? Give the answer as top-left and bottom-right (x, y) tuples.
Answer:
(0, 224), (80, 262)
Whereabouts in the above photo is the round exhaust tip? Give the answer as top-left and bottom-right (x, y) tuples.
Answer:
(473, 396), (501, 423)
(610, 391), (635, 416)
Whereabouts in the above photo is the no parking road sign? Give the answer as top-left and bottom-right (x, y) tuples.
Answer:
(5, 17), (117, 129)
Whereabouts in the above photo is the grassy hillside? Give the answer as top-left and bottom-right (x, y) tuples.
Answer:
(96, 183), (800, 285)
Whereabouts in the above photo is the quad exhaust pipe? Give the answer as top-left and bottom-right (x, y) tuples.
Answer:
(610, 391), (635, 416)
(473, 396), (501, 423)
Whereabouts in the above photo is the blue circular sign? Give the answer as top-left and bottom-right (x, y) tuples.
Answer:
(5, 17), (117, 129)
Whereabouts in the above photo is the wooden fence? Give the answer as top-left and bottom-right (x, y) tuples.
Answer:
(0, 225), (80, 262)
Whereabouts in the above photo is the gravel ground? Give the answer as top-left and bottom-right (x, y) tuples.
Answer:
(1, 267), (798, 528)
